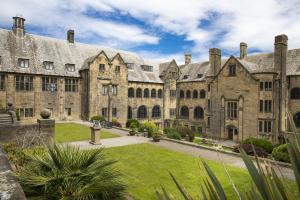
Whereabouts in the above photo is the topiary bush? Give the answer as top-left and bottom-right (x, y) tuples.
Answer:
(243, 138), (273, 153)
(90, 115), (106, 122)
(272, 144), (290, 163)
(233, 144), (268, 157)
(139, 121), (157, 137)
(126, 119), (140, 128)
(166, 131), (182, 140)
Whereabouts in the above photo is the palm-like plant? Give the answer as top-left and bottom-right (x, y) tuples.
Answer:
(156, 113), (300, 200)
(18, 143), (126, 200)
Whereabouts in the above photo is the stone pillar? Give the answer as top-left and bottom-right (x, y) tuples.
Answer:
(238, 96), (244, 142)
(37, 118), (55, 142)
(90, 127), (101, 145)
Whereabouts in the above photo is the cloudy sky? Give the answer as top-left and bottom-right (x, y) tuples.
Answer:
(0, 0), (300, 63)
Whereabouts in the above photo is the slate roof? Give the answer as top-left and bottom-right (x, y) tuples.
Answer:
(178, 49), (300, 82)
(0, 28), (162, 83)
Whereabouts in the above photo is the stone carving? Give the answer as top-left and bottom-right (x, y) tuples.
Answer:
(40, 109), (51, 119)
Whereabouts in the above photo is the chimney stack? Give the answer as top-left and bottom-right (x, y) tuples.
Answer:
(12, 16), (25, 37)
(209, 48), (221, 76)
(184, 53), (192, 65)
(67, 29), (75, 43)
(274, 34), (288, 133)
(240, 42), (247, 59)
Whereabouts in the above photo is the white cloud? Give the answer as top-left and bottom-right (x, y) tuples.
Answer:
(1, 0), (300, 62)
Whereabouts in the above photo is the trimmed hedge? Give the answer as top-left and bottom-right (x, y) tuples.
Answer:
(233, 144), (268, 158)
(272, 144), (290, 163)
(176, 126), (195, 142)
(166, 131), (181, 140)
(90, 115), (106, 122)
(243, 138), (273, 153)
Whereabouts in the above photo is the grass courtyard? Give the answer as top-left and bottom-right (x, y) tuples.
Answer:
(55, 123), (120, 143)
(104, 143), (273, 199)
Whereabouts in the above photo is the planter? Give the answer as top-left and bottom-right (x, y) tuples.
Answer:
(153, 136), (161, 142)
(129, 131), (136, 136)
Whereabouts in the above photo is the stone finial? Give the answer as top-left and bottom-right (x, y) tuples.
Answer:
(40, 109), (51, 119)
(240, 42), (247, 59)
(67, 29), (75, 43)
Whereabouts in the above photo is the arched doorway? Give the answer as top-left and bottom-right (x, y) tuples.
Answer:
(227, 126), (238, 140)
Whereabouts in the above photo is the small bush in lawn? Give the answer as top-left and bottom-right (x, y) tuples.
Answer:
(176, 126), (194, 141)
(272, 144), (290, 163)
(139, 121), (157, 137)
(166, 131), (182, 140)
(90, 115), (106, 122)
(126, 119), (140, 128)
(233, 144), (268, 157)
(243, 138), (273, 153)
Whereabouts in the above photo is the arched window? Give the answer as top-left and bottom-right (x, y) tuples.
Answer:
(186, 90), (191, 98)
(152, 105), (161, 118)
(294, 112), (300, 128)
(194, 106), (204, 119)
(180, 90), (184, 98)
(128, 106), (132, 119)
(180, 106), (189, 118)
(136, 88), (142, 98)
(144, 88), (149, 98)
(291, 88), (300, 99)
(200, 90), (206, 99)
(158, 89), (163, 98)
(151, 89), (156, 98)
(193, 90), (198, 98)
(128, 88), (134, 98)
(137, 106), (147, 118)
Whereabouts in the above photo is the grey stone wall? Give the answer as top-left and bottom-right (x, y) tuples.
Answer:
(0, 145), (26, 200)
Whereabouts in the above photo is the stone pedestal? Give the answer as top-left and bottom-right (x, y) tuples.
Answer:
(90, 127), (101, 145)
(37, 119), (55, 142)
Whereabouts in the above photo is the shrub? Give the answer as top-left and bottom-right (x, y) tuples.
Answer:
(166, 131), (182, 140)
(90, 115), (106, 122)
(139, 121), (158, 137)
(15, 109), (20, 121)
(19, 143), (126, 199)
(272, 144), (290, 163)
(126, 119), (140, 128)
(176, 126), (194, 142)
(233, 144), (268, 157)
(112, 118), (122, 127)
(243, 138), (273, 153)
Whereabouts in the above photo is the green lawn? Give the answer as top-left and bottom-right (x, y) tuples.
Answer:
(105, 144), (252, 199)
(55, 123), (120, 143)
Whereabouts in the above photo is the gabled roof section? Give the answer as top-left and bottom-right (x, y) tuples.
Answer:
(159, 59), (178, 76)
(111, 53), (125, 65)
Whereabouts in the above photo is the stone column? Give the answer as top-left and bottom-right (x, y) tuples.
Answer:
(90, 127), (101, 145)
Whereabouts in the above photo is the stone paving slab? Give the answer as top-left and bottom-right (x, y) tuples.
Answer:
(67, 136), (150, 150)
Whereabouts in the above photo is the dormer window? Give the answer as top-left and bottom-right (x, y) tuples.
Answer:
(99, 64), (105, 71)
(127, 63), (134, 70)
(43, 61), (54, 70)
(183, 75), (189, 79)
(141, 65), (153, 72)
(197, 74), (203, 78)
(65, 64), (75, 72)
(18, 58), (29, 68)
(229, 64), (236, 76)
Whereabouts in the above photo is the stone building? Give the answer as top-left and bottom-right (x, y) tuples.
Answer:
(0, 16), (300, 142)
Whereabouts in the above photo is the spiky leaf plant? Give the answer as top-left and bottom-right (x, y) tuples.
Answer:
(18, 143), (126, 200)
(157, 113), (300, 200)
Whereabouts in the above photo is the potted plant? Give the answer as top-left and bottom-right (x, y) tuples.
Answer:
(152, 129), (163, 142)
(129, 124), (138, 136)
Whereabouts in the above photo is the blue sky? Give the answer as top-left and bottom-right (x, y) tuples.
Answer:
(0, 0), (300, 63)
